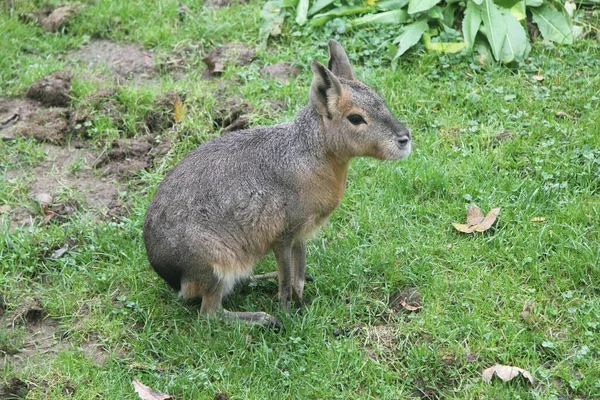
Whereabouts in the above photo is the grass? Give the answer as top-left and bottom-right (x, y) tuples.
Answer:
(1, 0), (599, 398)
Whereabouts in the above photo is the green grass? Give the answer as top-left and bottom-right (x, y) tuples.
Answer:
(1, 1), (600, 399)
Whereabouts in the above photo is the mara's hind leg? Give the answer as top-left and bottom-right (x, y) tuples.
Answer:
(181, 272), (283, 331)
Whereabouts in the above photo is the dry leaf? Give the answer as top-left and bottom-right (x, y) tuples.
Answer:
(41, 204), (54, 225)
(452, 204), (500, 233)
(532, 75), (544, 82)
(554, 111), (573, 119)
(474, 208), (500, 232)
(51, 244), (69, 259)
(482, 364), (534, 384)
(132, 380), (174, 400)
(530, 217), (545, 222)
(466, 203), (485, 226)
(173, 96), (184, 123)
(36, 192), (53, 205)
(399, 299), (422, 312)
(520, 300), (536, 325)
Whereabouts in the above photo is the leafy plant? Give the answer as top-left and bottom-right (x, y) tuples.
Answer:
(260, 0), (578, 63)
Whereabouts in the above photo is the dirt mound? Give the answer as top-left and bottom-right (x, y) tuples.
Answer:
(260, 63), (300, 83)
(68, 40), (153, 80)
(212, 96), (253, 133)
(202, 42), (256, 76)
(94, 135), (170, 178)
(1, 299), (67, 372)
(25, 71), (72, 107)
(204, 0), (250, 7)
(20, 3), (83, 32)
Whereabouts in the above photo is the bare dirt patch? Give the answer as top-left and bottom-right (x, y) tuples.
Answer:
(0, 97), (73, 143)
(260, 63), (300, 83)
(0, 377), (29, 399)
(202, 42), (256, 76)
(389, 286), (422, 314)
(211, 96), (253, 133)
(68, 40), (154, 81)
(20, 3), (83, 32)
(1, 299), (67, 372)
(94, 135), (171, 178)
(26, 71), (72, 107)
(204, 0), (250, 7)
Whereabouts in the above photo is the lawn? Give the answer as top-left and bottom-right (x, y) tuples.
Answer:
(1, 0), (599, 398)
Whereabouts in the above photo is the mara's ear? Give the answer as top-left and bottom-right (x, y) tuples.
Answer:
(327, 39), (354, 80)
(310, 61), (343, 118)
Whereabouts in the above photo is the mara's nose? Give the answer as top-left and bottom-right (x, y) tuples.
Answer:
(398, 135), (411, 147)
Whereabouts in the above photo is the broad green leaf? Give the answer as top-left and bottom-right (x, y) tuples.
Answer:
(462, 0), (481, 48)
(259, 0), (287, 47)
(377, 0), (410, 10)
(296, 0), (309, 25)
(350, 9), (410, 27)
(408, 0), (441, 15)
(493, 0), (521, 7)
(531, 3), (574, 44)
(393, 19), (429, 59)
(479, 0), (507, 60)
(500, 11), (530, 62)
(308, 0), (334, 16)
(310, 5), (372, 26)
(510, 1), (526, 21)
(525, 0), (543, 6)
(442, 3), (459, 26)
(474, 36), (494, 63)
(428, 6), (444, 19)
(424, 33), (468, 53)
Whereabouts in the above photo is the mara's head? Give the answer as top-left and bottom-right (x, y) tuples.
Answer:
(309, 40), (411, 161)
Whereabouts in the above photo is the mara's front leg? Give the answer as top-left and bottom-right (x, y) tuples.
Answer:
(291, 240), (306, 305)
(273, 240), (293, 311)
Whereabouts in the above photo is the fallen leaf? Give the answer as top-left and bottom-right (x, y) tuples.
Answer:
(478, 53), (487, 65)
(390, 287), (422, 313)
(520, 300), (536, 325)
(554, 111), (573, 119)
(532, 74), (544, 82)
(51, 244), (69, 259)
(41, 204), (54, 225)
(132, 380), (174, 400)
(36, 192), (53, 205)
(530, 217), (545, 222)
(399, 299), (422, 312)
(466, 203), (485, 226)
(482, 364), (534, 384)
(474, 208), (500, 232)
(173, 96), (184, 123)
(452, 203), (500, 233)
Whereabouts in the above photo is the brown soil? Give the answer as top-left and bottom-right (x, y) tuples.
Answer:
(1, 299), (68, 372)
(21, 3), (83, 32)
(26, 71), (72, 107)
(94, 135), (170, 178)
(260, 63), (300, 83)
(204, 0), (250, 7)
(0, 97), (74, 143)
(389, 286), (422, 313)
(0, 377), (28, 398)
(68, 40), (154, 81)
(202, 42), (256, 76)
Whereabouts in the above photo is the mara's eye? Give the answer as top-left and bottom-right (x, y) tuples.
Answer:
(347, 114), (366, 125)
